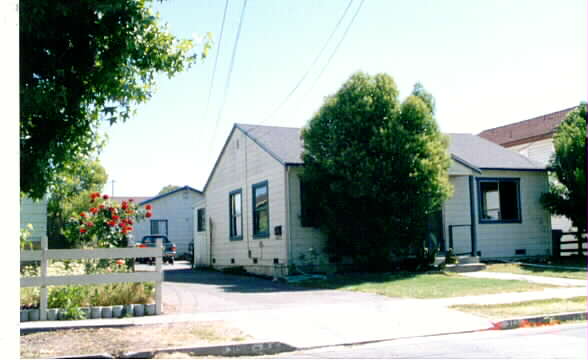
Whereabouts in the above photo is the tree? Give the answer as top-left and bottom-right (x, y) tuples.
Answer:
(47, 158), (108, 248)
(541, 103), (587, 236)
(20, 0), (211, 199)
(301, 72), (452, 268)
(158, 185), (181, 195)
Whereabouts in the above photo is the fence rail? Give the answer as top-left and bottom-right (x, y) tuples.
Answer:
(20, 236), (163, 321)
(552, 230), (587, 257)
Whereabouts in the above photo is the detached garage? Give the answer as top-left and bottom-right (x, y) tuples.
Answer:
(132, 186), (203, 258)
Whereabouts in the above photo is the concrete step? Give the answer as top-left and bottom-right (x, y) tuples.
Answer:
(443, 263), (487, 273)
(457, 255), (480, 265)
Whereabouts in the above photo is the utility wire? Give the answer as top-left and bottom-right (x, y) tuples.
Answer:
(209, 0), (249, 162)
(204, 0), (230, 161)
(258, 0), (355, 126)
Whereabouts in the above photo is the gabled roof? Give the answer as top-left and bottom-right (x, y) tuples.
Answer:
(140, 185), (202, 205)
(478, 106), (576, 147)
(202, 123), (546, 192)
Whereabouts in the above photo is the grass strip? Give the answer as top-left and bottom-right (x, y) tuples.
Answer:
(484, 263), (587, 280)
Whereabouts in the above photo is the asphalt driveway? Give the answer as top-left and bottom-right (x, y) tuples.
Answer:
(161, 261), (401, 314)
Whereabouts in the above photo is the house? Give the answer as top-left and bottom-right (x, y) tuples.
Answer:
(20, 196), (48, 245)
(193, 124), (552, 275)
(132, 186), (203, 258)
(478, 106), (577, 231)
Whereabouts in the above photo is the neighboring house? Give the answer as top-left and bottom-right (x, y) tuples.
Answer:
(478, 106), (577, 231)
(20, 196), (48, 244)
(193, 124), (552, 276)
(132, 186), (203, 257)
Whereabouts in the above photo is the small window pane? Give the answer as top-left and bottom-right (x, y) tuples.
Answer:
(480, 182), (499, 220)
(500, 181), (519, 220)
(229, 191), (242, 239)
(253, 182), (269, 237)
(197, 208), (206, 232)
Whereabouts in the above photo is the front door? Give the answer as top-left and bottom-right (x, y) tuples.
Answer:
(427, 210), (445, 252)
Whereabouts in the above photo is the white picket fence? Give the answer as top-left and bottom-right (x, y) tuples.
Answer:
(20, 236), (164, 321)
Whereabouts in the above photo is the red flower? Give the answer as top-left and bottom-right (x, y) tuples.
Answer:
(103, 194), (109, 200)
(115, 259), (125, 265)
(127, 219), (134, 225)
(107, 220), (116, 227)
(90, 192), (100, 200)
(121, 201), (128, 210)
(126, 226), (134, 232)
(79, 228), (87, 234)
(145, 204), (152, 210)
(99, 204), (106, 210)
(112, 215), (120, 221)
(86, 221), (94, 227)
(90, 207), (98, 214)
(80, 212), (87, 218)
(145, 211), (153, 218)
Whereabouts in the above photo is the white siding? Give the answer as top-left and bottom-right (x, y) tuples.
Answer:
(193, 198), (209, 266)
(205, 129), (288, 273)
(287, 167), (328, 266)
(443, 176), (473, 254)
(20, 197), (48, 242)
(444, 170), (552, 258)
(132, 190), (203, 256)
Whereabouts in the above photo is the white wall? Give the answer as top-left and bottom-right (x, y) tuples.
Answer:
(193, 198), (209, 266)
(20, 197), (48, 242)
(444, 170), (552, 258)
(132, 189), (203, 256)
(205, 128), (288, 272)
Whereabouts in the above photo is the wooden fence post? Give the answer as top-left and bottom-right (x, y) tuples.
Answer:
(155, 238), (163, 315)
(39, 235), (48, 321)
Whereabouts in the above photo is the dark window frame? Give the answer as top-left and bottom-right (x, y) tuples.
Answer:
(252, 180), (270, 239)
(477, 177), (522, 224)
(229, 189), (243, 240)
(197, 208), (206, 232)
(150, 219), (169, 235)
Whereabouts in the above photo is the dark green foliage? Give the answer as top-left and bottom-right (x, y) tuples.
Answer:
(20, 0), (210, 199)
(540, 103), (587, 235)
(301, 72), (452, 269)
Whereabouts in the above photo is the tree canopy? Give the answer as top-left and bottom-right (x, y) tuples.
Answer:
(158, 185), (181, 195)
(541, 103), (587, 235)
(20, 0), (211, 199)
(301, 72), (452, 268)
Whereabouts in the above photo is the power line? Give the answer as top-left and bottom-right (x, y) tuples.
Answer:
(258, 0), (355, 126)
(204, 0), (230, 162)
(300, 0), (366, 106)
(210, 0), (249, 156)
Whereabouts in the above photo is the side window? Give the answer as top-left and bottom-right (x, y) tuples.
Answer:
(150, 219), (169, 235)
(252, 181), (270, 238)
(478, 178), (521, 223)
(197, 208), (206, 232)
(300, 178), (319, 227)
(229, 189), (243, 240)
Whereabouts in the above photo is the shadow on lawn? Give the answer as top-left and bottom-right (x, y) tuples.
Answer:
(295, 271), (425, 290)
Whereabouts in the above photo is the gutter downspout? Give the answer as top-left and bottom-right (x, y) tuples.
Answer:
(285, 166), (292, 272)
(469, 175), (478, 257)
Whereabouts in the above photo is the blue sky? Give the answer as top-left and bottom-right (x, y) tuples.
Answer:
(97, 0), (587, 197)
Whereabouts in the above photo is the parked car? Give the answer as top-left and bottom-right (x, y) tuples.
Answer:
(136, 235), (176, 265)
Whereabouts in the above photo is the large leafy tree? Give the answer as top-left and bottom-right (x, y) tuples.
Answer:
(20, 0), (210, 199)
(301, 72), (452, 268)
(158, 184), (181, 195)
(541, 103), (587, 236)
(47, 158), (108, 248)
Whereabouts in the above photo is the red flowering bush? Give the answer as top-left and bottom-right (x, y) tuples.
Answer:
(66, 192), (152, 248)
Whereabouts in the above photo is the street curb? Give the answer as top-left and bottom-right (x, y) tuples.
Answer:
(53, 341), (296, 359)
(491, 311), (587, 330)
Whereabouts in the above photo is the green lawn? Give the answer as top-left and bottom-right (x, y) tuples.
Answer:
(484, 263), (587, 280)
(450, 297), (587, 320)
(297, 272), (559, 299)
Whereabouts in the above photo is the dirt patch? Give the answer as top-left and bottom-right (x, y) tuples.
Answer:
(20, 321), (250, 359)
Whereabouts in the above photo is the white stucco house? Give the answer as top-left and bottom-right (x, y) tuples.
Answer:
(20, 196), (48, 244)
(132, 186), (203, 258)
(479, 106), (577, 232)
(193, 124), (552, 275)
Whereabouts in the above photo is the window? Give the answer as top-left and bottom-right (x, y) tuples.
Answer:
(478, 178), (521, 223)
(150, 220), (168, 235)
(252, 181), (269, 238)
(197, 208), (206, 232)
(300, 178), (319, 227)
(229, 189), (242, 240)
